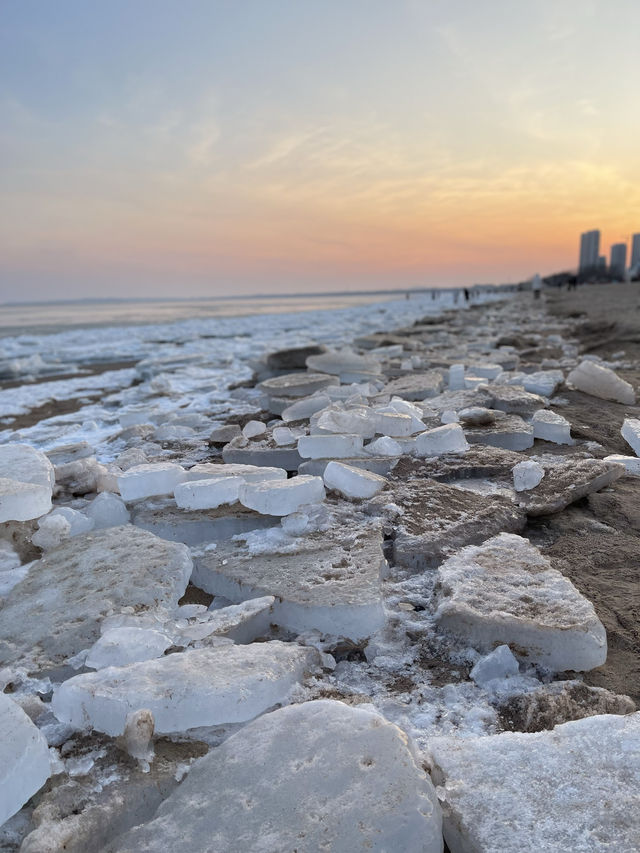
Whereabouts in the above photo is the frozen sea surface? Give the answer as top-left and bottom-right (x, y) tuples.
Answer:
(0, 290), (502, 457)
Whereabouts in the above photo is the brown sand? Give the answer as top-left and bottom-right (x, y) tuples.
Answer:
(532, 283), (640, 701)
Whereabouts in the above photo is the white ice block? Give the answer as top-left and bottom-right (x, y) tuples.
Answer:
(107, 700), (443, 853)
(603, 453), (640, 476)
(316, 407), (377, 438)
(429, 712), (640, 853)
(118, 463), (187, 501)
(0, 443), (55, 491)
(512, 460), (545, 492)
(281, 394), (331, 423)
(532, 409), (573, 444)
(568, 360), (635, 405)
(185, 463), (287, 484)
(323, 461), (387, 499)
(52, 642), (317, 735)
(435, 533), (607, 672)
(374, 410), (414, 437)
(415, 424), (470, 457)
(86, 492), (131, 529)
(85, 626), (172, 669)
(365, 436), (402, 456)
(470, 645), (519, 686)
(449, 364), (465, 390)
(621, 417), (640, 456)
(298, 434), (364, 459)
(0, 694), (51, 826)
(174, 477), (242, 510)
(242, 420), (267, 439)
(239, 475), (325, 516)
(0, 477), (52, 523)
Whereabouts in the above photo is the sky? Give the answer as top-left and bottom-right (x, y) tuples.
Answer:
(1, 0), (639, 302)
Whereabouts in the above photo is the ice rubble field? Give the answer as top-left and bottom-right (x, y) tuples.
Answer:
(0, 289), (639, 852)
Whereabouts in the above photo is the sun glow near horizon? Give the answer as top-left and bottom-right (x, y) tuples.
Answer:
(2, 0), (639, 300)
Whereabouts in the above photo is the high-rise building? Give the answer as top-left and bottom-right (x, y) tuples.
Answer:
(631, 234), (640, 270)
(597, 255), (607, 272)
(610, 243), (627, 280)
(579, 230), (600, 275)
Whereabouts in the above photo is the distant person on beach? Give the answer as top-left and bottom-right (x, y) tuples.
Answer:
(463, 288), (470, 302)
(532, 274), (542, 300)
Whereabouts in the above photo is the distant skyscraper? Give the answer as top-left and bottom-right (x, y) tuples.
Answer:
(631, 234), (640, 269)
(579, 230), (600, 275)
(597, 255), (607, 272)
(610, 243), (627, 279)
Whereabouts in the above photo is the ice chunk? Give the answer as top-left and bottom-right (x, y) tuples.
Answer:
(298, 433), (364, 459)
(51, 506), (94, 536)
(449, 363), (465, 391)
(259, 372), (339, 398)
(467, 362), (503, 380)
(415, 424), (470, 456)
(387, 397), (426, 432)
(122, 708), (155, 768)
(316, 407), (377, 438)
(186, 462), (287, 484)
(464, 413), (534, 451)
(568, 359), (635, 404)
(323, 461), (387, 499)
(518, 458), (623, 516)
(365, 436), (402, 456)
(435, 533), (607, 671)
(54, 456), (111, 495)
(272, 426), (297, 446)
(239, 475), (325, 516)
(306, 349), (381, 378)
(518, 369), (564, 397)
(86, 492), (131, 529)
(512, 460), (545, 492)
(85, 626), (172, 669)
(488, 384), (547, 416)
(532, 409), (573, 444)
(52, 642), (317, 735)
(621, 417), (640, 456)
(603, 454), (640, 476)
(0, 477), (52, 522)
(32, 513), (71, 551)
(193, 527), (385, 640)
(0, 526), (192, 671)
(374, 410), (414, 437)
(118, 463), (187, 501)
(470, 645), (520, 686)
(0, 443), (55, 490)
(281, 393), (331, 422)
(241, 420), (267, 439)
(108, 700), (442, 853)
(0, 693), (51, 826)
(429, 712), (640, 853)
(174, 477), (242, 510)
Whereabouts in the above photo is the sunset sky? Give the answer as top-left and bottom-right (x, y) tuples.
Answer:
(1, 0), (639, 301)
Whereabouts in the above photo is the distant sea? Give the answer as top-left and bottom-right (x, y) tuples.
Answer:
(0, 289), (444, 337)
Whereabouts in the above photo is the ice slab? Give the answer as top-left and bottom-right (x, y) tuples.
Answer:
(374, 409), (414, 437)
(258, 372), (339, 398)
(281, 393), (332, 422)
(193, 527), (386, 639)
(429, 712), (640, 853)
(0, 693), (51, 826)
(568, 359), (635, 405)
(512, 460), (544, 492)
(186, 462), (287, 483)
(448, 363), (465, 390)
(298, 433), (364, 459)
(487, 385), (546, 417)
(174, 477), (242, 510)
(532, 409), (573, 444)
(241, 419), (267, 439)
(381, 371), (444, 400)
(392, 445), (523, 482)
(435, 533), (607, 671)
(0, 443), (55, 491)
(369, 479), (525, 571)
(316, 406), (377, 438)
(621, 417), (640, 456)
(470, 645), (520, 686)
(517, 457), (624, 516)
(0, 526), (192, 671)
(0, 477), (52, 522)
(222, 437), (302, 471)
(603, 453), (640, 476)
(415, 424), (470, 456)
(239, 475), (325, 516)
(464, 414), (534, 451)
(86, 492), (131, 529)
(108, 699), (442, 853)
(131, 498), (278, 546)
(324, 461), (387, 499)
(299, 456), (397, 478)
(306, 349), (381, 378)
(365, 436), (403, 456)
(118, 463), (187, 502)
(512, 369), (564, 397)
(85, 626), (172, 670)
(52, 642), (317, 735)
